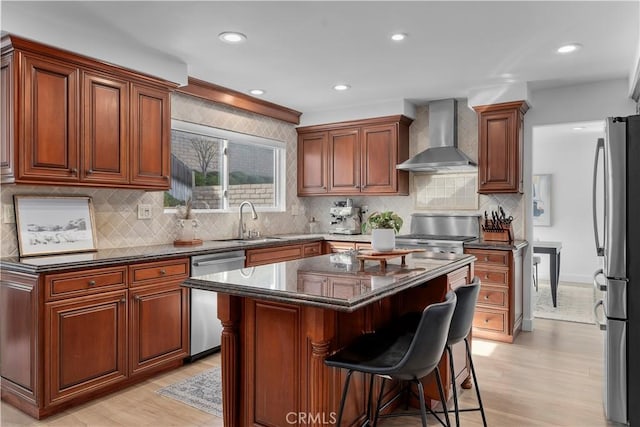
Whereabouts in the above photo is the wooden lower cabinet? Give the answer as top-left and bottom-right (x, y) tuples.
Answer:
(45, 290), (128, 407)
(464, 246), (524, 343)
(129, 282), (189, 376)
(0, 257), (190, 419)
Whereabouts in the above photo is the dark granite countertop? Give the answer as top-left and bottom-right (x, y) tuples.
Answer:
(463, 239), (528, 251)
(0, 234), (326, 274)
(183, 252), (475, 312)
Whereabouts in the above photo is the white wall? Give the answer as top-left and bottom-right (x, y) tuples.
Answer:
(522, 78), (637, 330)
(532, 126), (604, 283)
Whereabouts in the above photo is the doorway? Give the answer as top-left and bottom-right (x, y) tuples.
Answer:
(531, 120), (604, 324)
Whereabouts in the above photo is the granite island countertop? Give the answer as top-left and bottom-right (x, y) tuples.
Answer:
(183, 251), (475, 312)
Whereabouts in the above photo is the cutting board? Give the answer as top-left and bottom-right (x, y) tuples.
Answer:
(356, 248), (425, 271)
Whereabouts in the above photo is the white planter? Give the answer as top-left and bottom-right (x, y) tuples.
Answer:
(371, 229), (396, 252)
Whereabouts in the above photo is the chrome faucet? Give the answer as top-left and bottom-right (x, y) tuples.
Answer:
(238, 201), (258, 239)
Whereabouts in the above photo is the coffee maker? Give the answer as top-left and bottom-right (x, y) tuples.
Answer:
(329, 200), (361, 235)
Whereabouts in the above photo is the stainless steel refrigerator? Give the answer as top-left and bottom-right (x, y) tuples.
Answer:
(593, 114), (640, 425)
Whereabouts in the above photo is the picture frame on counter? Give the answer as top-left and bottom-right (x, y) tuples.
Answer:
(533, 174), (552, 226)
(14, 195), (98, 257)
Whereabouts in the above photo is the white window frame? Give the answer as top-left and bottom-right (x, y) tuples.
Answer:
(165, 119), (286, 213)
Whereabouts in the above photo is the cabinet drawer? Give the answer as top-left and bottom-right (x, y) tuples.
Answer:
(478, 286), (508, 308)
(303, 242), (322, 257)
(447, 267), (470, 290)
(246, 244), (304, 266)
(324, 241), (355, 253)
(475, 267), (509, 287)
(129, 258), (189, 287)
(45, 266), (127, 301)
(465, 249), (509, 267)
(473, 309), (507, 334)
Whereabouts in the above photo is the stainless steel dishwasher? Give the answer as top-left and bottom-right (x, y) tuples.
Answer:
(189, 250), (246, 360)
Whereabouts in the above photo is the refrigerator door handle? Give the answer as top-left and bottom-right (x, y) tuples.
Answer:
(592, 138), (605, 256)
(593, 268), (606, 291)
(593, 299), (607, 331)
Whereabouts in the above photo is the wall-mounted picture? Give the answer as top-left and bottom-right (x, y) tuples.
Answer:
(533, 174), (552, 226)
(14, 195), (98, 257)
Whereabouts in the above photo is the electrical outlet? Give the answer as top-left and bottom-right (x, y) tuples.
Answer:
(2, 205), (15, 224)
(137, 204), (152, 220)
(291, 204), (299, 216)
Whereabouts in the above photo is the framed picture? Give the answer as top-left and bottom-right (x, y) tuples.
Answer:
(533, 174), (552, 226)
(14, 195), (98, 257)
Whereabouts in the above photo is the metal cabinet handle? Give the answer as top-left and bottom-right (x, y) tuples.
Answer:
(134, 295), (141, 301)
(159, 269), (167, 276)
(484, 256), (489, 262)
(69, 168), (78, 175)
(484, 295), (489, 300)
(593, 299), (606, 331)
(484, 319), (489, 323)
(87, 169), (93, 175)
(120, 298), (126, 304)
(484, 274), (489, 279)
(88, 280), (96, 286)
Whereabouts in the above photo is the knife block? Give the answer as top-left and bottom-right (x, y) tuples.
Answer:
(481, 224), (513, 242)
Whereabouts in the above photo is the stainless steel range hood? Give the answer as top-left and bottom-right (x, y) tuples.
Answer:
(396, 98), (476, 172)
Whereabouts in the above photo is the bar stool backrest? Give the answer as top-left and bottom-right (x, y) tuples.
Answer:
(391, 291), (457, 380)
(447, 277), (481, 346)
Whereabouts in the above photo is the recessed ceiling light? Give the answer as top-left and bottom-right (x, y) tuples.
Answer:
(249, 89), (265, 96)
(218, 31), (247, 44)
(391, 33), (407, 42)
(556, 43), (582, 54)
(333, 84), (351, 91)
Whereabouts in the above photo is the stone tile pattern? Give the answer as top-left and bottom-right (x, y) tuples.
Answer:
(0, 96), (524, 257)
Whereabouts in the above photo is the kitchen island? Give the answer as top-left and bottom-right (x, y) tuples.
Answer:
(184, 251), (475, 427)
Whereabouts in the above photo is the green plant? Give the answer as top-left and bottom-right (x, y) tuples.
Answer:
(361, 211), (403, 233)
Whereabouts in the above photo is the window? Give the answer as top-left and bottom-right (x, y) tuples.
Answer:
(165, 120), (286, 212)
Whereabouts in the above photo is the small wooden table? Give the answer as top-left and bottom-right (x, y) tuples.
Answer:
(533, 241), (562, 307)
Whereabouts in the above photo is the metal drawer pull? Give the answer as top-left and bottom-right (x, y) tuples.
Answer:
(159, 269), (166, 276)
(120, 298), (126, 304)
(484, 319), (489, 323)
(484, 274), (489, 279)
(88, 280), (96, 286)
(484, 295), (489, 300)
(134, 295), (141, 301)
(484, 256), (489, 261)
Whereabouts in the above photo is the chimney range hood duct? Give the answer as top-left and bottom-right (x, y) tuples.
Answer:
(396, 98), (477, 172)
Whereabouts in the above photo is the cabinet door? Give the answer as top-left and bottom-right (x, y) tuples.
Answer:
(360, 124), (398, 194)
(130, 83), (170, 189)
(297, 131), (328, 195)
(328, 128), (360, 194)
(1, 52), (15, 183)
(476, 101), (526, 194)
(19, 53), (80, 183)
(82, 71), (129, 185)
(45, 290), (127, 406)
(129, 283), (189, 376)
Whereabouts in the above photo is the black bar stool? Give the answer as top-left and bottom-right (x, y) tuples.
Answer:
(442, 277), (487, 427)
(325, 291), (457, 427)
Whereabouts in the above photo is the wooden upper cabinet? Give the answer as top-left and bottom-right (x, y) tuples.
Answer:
(361, 123), (400, 194)
(328, 127), (360, 193)
(1, 34), (175, 190)
(297, 131), (328, 195)
(1, 52), (15, 183)
(473, 101), (529, 194)
(19, 53), (80, 183)
(297, 115), (412, 196)
(130, 83), (170, 188)
(82, 71), (129, 185)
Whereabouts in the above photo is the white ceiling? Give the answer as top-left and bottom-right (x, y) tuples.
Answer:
(3, 1), (639, 116)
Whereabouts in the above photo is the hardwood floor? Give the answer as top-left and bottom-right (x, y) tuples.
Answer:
(1, 319), (612, 426)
